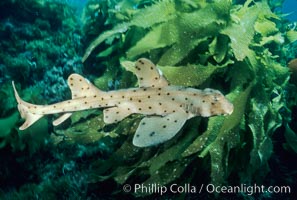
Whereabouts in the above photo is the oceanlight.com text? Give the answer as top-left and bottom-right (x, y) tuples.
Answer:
(122, 183), (291, 196)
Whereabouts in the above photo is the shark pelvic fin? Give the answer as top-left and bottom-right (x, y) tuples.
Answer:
(103, 105), (133, 124)
(53, 113), (73, 126)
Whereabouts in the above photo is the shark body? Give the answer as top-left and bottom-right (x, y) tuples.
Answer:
(12, 58), (233, 147)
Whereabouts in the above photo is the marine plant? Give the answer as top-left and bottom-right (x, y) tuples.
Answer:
(49, 0), (297, 198)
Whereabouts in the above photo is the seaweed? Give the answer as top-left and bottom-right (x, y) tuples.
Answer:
(75, 0), (295, 198)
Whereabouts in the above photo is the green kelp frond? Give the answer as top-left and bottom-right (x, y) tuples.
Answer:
(82, 0), (232, 64)
(0, 82), (49, 152)
(127, 0), (231, 66)
(0, 112), (19, 148)
(46, 0), (295, 199)
(82, 0), (176, 62)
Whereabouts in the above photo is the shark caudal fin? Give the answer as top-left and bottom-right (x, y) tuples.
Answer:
(12, 81), (44, 130)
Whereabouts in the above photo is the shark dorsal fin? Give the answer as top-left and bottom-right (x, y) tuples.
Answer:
(134, 58), (169, 88)
(67, 74), (104, 99)
(50, 74), (105, 126)
(122, 58), (169, 88)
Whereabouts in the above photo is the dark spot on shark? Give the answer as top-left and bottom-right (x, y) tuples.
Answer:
(149, 131), (155, 136)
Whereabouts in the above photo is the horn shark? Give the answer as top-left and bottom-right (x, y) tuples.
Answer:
(12, 58), (233, 147)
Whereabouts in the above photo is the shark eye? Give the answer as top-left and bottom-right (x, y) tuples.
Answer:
(214, 96), (219, 101)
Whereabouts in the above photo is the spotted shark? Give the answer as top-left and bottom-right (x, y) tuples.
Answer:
(12, 58), (233, 147)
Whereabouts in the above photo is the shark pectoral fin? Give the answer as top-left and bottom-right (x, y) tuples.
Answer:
(132, 111), (188, 147)
(67, 74), (105, 99)
(53, 113), (73, 126)
(103, 106), (133, 124)
(123, 58), (169, 88)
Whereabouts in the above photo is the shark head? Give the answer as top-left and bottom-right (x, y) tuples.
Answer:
(200, 88), (234, 117)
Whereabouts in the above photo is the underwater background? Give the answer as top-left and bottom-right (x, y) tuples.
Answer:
(0, 0), (297, 199)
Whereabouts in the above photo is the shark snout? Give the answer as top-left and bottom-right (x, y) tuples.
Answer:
(224, 100), (234, 115)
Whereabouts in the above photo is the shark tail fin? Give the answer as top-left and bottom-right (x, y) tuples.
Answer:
(12, 81), (44, 130)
